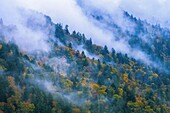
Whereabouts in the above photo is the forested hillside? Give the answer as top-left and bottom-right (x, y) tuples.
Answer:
(0, 11), (170, 113)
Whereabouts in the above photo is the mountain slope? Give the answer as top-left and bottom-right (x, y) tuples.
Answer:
(0, 10), (170, 113)
(89, 10), (170, 72)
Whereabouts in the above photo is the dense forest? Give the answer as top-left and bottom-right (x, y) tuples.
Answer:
(0, 11), (170, 113)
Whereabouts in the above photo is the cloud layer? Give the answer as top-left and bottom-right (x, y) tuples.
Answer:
(2, 0), (170, 30)
(0, 0), (169, 65)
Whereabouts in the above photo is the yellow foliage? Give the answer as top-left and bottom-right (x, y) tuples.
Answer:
(127, 86), (131, 90)
(64, 79), (73, 87)
(111, 68), (118, 74)
(72, 108), (81, 113)
(105, 105), (109, 110)
(97, 90), (107, 95)
(7, 76), (17, 92)
(101, 85), (107, 90)
(87, 111), (91, 113)
(89, 84), (107, 95)
(144, 106), (155, 113)
(23, 67), (28, 77)
(52, 101), (58, 106)
(135, 97), (144, 107)
(52, 101), (58, 113)
(113, 94), (121, 99)
(120, 83), (125, 87)
(60, 71), (66, 77)
(0, 66), (7, 71)
(98, 71), (102, 76)
(0, 44), (2, 50)
(98, 99), (107, 103)
(0, 102), (5, 112)
(123, 74), (128, 83)
(20, 101), (35, 112)
(81, 80), (86, 86)
(156, 108), (161, 112)
(152, 73), (158, 78)
(90, 83), (100, 90)
(149, 76), (153, 80)
(51, 72), (56, 76)
(77, 91), (83, 96)
(0, 102), (4, 107)
(52, 108), (57, 113)
(27, 74), (34, 78)
(127, 101), (133, 106)
(118, 88), (123, 96)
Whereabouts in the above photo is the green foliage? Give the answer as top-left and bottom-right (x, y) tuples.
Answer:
(0, 18), (170, 113)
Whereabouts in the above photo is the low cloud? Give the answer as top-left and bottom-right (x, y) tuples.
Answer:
(0, 1), (51, 53)
(0, 0), (168, 68)
(75, 45), (100, 60)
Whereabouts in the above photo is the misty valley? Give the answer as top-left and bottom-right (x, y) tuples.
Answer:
(0, 1), (170, 113)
